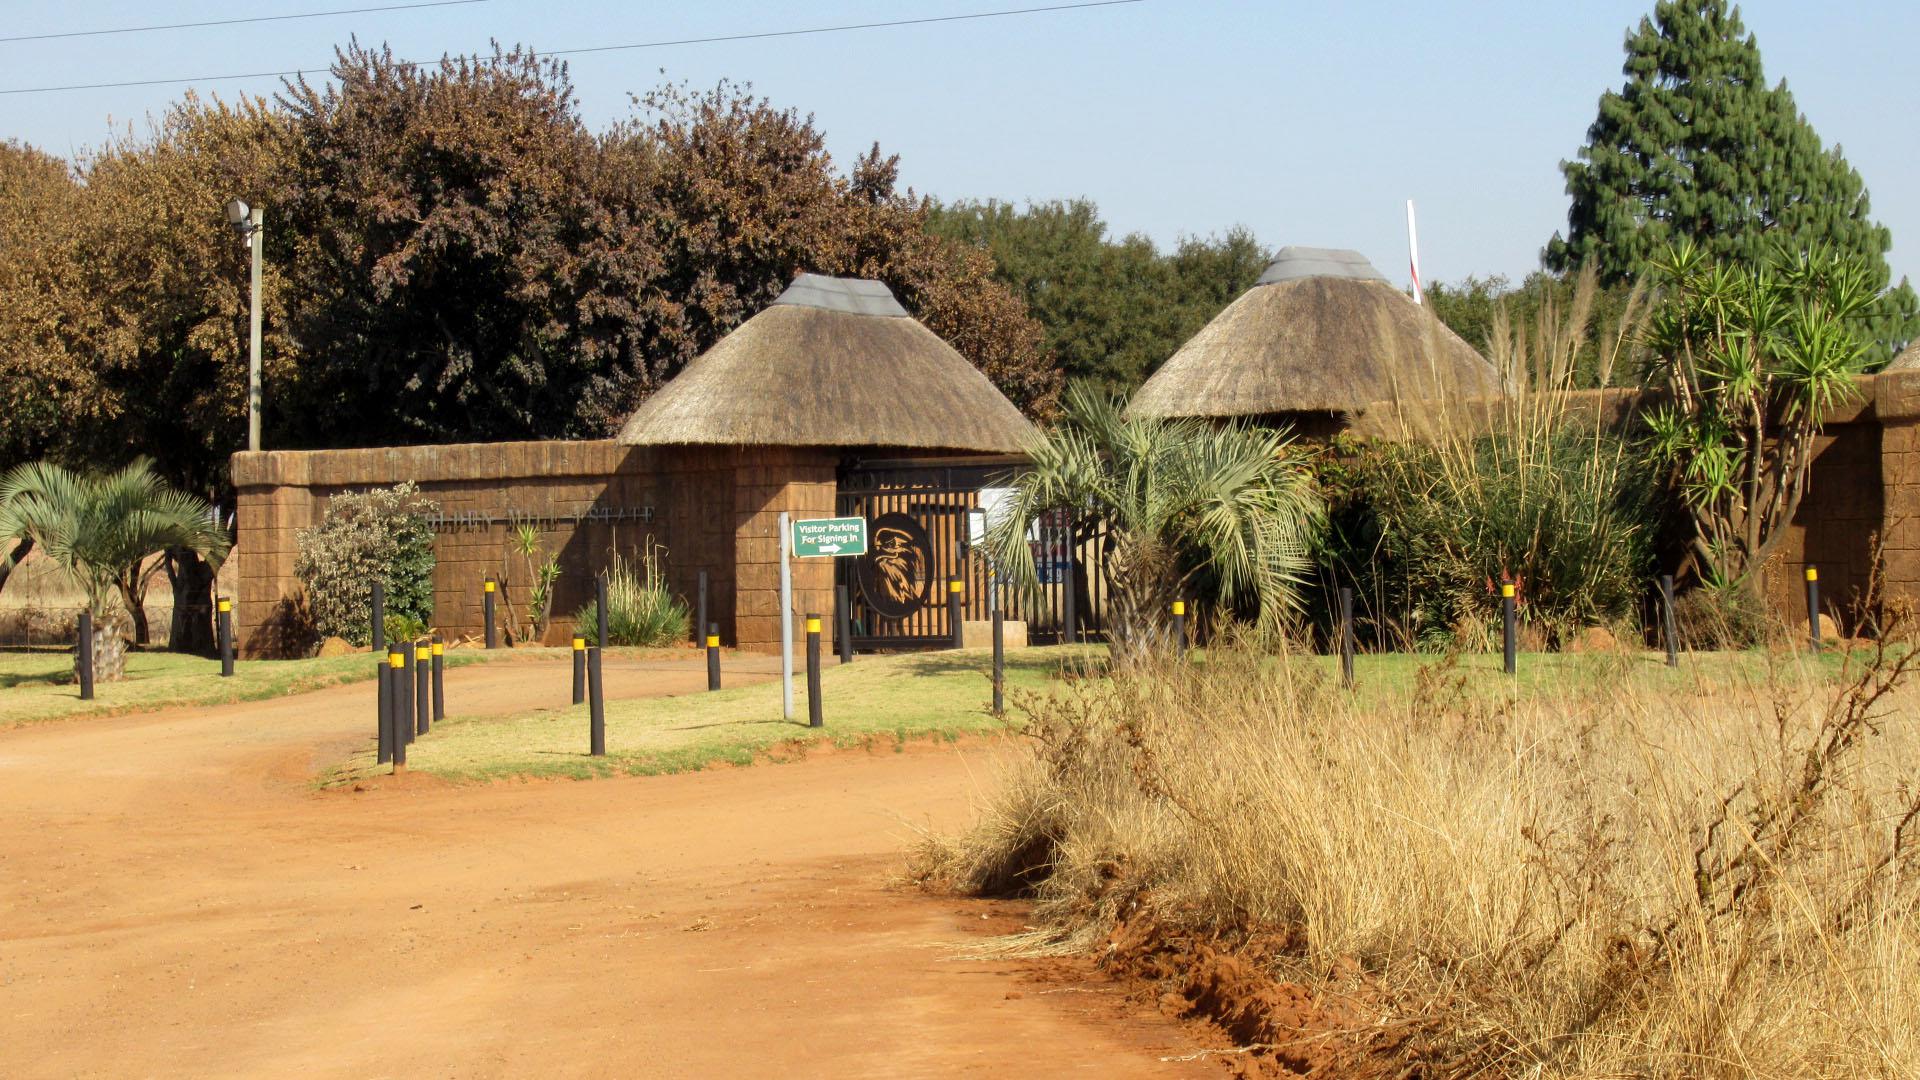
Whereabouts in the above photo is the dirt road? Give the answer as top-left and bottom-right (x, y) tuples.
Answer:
(0, 657), (1207, 1077)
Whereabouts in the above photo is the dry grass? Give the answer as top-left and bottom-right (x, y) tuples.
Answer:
(919, 628), (1920, 1077)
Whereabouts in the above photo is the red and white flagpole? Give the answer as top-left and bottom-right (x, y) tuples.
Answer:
(1406, 199), (1424, 305)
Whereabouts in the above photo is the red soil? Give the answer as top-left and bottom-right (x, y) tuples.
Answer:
(0, 656), (1214, 1077)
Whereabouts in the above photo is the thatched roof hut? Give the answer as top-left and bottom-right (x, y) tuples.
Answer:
(1889, 340), (1920, 372)
(1127, 246), (1501, 424)
(617, 274), (1037, 452)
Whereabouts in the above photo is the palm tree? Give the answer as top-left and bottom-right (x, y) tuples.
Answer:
(986, 387), (1322, 666)
(0, 459), (230, 680)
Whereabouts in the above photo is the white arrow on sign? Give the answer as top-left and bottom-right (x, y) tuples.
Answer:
(817, 544), (841, 554)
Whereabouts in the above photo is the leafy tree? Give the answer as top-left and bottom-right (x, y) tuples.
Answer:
(929, 198), (1268, 392)
(0, 459), (230, 675)
(1545, 0), (1917, 361)
(1643, 240), (1872, 608)
(274, 51), (1059, 444)
(0, 142), (104, 471)
(985, 387), (1321, 666)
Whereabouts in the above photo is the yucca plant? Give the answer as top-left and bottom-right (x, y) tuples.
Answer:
(573, 545), (690, 647)
(0, 458), (230, 679)
(1643, 241), (1873, 604)
(986, 385), (1322, 666)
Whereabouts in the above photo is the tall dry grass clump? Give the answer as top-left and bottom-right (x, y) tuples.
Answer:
(922, 622), (1920, 1076)
(1331, 270), (1658, 650)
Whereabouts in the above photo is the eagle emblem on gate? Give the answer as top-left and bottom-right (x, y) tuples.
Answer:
(856, 512), (933, 620)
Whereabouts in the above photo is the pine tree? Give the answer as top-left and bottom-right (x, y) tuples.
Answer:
(1546, 1), (1917, 361)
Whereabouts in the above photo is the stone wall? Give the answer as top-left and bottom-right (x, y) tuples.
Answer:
(1348, 375), (1919, 635)
(231, 441), (837, 657)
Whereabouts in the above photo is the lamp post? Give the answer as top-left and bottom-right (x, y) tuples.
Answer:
(224, 198), (264, 453)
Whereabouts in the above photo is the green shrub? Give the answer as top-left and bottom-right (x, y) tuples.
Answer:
(1361, 421), (1656, 648)
(294, 482), (438, 646)
(383, 611), (429, 644)
(573, 547), (688, 647)
(1330, 271), (1659, 650)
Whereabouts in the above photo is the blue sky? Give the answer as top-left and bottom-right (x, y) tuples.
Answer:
(5, 1), (1916, 290)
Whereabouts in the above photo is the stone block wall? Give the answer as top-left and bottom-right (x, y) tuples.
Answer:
(231, 440), (837, 657)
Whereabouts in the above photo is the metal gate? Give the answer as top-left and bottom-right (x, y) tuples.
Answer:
(835, 456), (1107, 651)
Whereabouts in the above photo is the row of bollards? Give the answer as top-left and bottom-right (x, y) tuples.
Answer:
(375, 637), (445, 772)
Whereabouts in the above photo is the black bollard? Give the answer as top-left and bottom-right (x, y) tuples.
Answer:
(836, 584), (853, 665)
(1061, 529), (1078, 646)
(1339, 587), (1356, 689)
(1805, 567), (1821, 654)
(376, 659), (392, 765)
(483, 576), (498, 649)
(77, 610), (94, 701)
(991, 604), (1005, 718)
(697, 570), (708, 649)
(587, 645), (605, 756)
(371, 580), (386, 651)
(387, 648), (407, 771)
(1502, 583), (1518, 676)
(948, 576), (965, 650)
(1660, 574), (1678, 667)
(414, 643), (431, 736)
(431, 636), (445, 723)
(396, 646), (416, 744)
(596, 573), (609, 650)
(1171, 600), (1188, 657)
(217, 596), (234, 677)
(571, 635), (586, 705)
(706, 623), (721, 691)
(805, 613), (823, 729)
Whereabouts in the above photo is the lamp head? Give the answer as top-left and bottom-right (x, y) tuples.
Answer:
(223, 197), (252, 231)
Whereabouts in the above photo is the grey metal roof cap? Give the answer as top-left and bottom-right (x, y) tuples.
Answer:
(771, 273), (909, 318)
(1256, 247), (1388, 285)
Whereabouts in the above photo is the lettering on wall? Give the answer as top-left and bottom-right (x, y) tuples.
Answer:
(424, 506), (657, 533)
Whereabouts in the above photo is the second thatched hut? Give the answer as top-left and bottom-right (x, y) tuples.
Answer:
(1127, 246), (1500, 434)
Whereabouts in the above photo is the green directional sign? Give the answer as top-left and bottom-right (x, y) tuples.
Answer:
(791, 516), (868, 558)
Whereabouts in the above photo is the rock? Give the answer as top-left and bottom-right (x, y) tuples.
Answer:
(1809, 614), (1842, 643)
(317, 636), (356, 658)
(540, 622), (579, 647)
(1567, 626), (1619, 653)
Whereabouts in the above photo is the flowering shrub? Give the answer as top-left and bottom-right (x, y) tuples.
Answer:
(294, 482), (438, 646)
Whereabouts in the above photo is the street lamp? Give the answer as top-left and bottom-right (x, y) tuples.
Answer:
(224, 197), (265, 453)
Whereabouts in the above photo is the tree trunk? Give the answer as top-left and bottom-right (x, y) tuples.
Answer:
(1105, 530), (1179, 669)
(75, 613), (131, 683)
(165, 547), (218, 656)
(127, 593), (151, 648)
(0, 537), (34, 598)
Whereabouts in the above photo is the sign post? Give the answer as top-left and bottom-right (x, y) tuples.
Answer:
(782, 516), (870, 722)
(780, 512), (793, 721)
(790, 516), (868, 558)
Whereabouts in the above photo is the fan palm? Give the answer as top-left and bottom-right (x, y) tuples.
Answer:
(986, 386), (1322, 666)
(0, 459), (230, 679)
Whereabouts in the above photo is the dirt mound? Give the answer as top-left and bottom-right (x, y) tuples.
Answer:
(1101, 911), (1461, 1078)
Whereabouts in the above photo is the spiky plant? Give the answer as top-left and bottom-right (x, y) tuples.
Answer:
(0, 458), (230, 678)
(987, 386), (1322, 666)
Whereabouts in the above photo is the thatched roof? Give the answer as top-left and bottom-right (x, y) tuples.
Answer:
(1889, 340), (1920, 372)
(1128, 246), (1502, 419)
(617, 274), (1037, 452)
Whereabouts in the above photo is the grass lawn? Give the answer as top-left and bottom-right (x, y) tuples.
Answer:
(370, 646), (1105, 783)
(360, 640), (1862, 785)
(0, 644), (601, 728)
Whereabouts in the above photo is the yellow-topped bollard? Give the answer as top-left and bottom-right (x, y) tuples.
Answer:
(571, 635), (587, 705)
